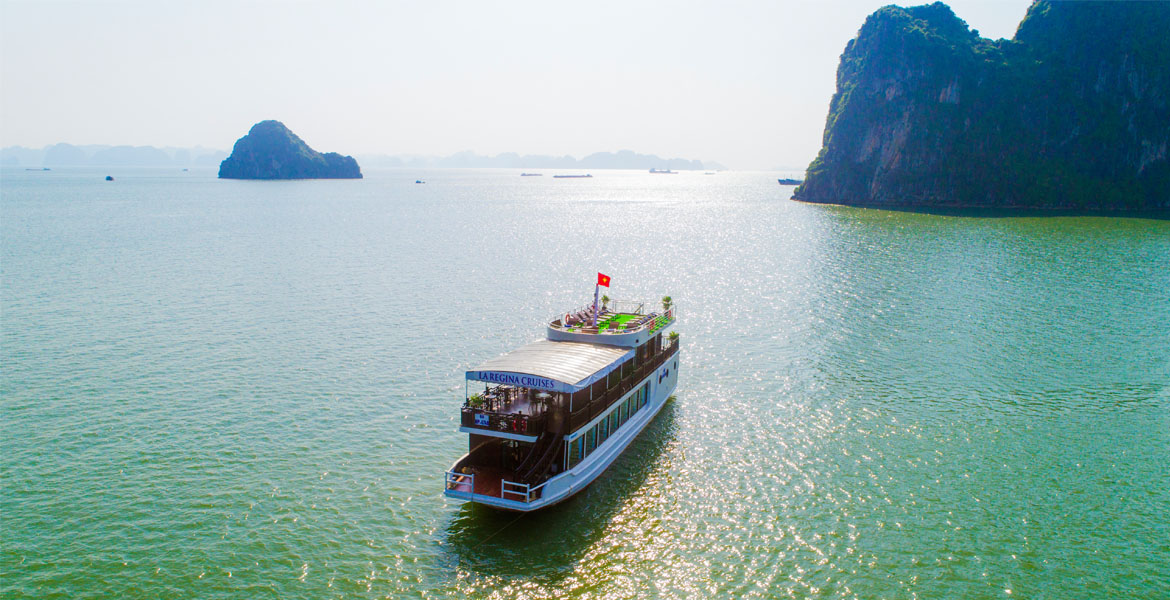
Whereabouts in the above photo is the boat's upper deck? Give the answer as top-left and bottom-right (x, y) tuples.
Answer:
(548, 300), (675, 348)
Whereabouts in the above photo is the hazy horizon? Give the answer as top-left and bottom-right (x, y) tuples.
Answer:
(1, 0), (1032, 170)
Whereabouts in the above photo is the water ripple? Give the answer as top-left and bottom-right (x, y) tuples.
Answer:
(2, 169), (1168, 598)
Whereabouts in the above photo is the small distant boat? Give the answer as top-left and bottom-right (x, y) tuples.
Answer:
(553, 174), (592, 178)
(416, 180), (425, 184)
(26, 168), (51, 171)
(777, 178), (803, 185)
(182, 168), (189, 172)
(105, 175), (114, 181)
(649, 168), (677, 174)
(520, 173), (543, 177)
(704, 172), (716, 175)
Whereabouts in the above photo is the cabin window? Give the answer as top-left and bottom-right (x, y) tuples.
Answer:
(568, 437), (582, 468)
(585, 427), (596, 456)
(599, 416), (609, 443)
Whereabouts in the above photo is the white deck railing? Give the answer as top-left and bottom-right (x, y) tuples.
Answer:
(500, 479), (549, 503)
(448, 470), (549, 504)
(551, 303), (677, 334)
(445, 470), (475, 494)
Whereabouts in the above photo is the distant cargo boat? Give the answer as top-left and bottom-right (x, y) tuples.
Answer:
(778, 178), (804, 185)
(521, 173), (543, 177)
(553, 174), (592, 178)
(649, 168), (677, 174)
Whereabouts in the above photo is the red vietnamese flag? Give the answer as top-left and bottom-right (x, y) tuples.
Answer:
(597, 272), (611, 287)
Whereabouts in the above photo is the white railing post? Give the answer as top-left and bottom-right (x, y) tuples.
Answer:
(501, 479), (548, 502)
(501, 479), (528, 501)
(446, 470), (475, 494)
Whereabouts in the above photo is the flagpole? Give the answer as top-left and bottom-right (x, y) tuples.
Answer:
(593, 283), (599, 326)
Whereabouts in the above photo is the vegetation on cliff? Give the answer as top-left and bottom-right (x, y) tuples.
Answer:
(218, 121), (362, 180)
(794, 1), (1170, 211)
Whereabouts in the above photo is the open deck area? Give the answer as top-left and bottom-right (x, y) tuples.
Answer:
(446, 465), (505, 497)
(470, 384), (550, 416)
(461, 384), (553, 435)
(553, 307), (675, 336)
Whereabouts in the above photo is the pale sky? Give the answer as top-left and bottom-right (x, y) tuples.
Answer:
(1, 0), (1032, 169)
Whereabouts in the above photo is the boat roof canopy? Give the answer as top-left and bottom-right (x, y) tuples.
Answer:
(466, 340), (634, 393)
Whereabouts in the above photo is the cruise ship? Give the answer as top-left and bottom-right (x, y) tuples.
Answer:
(444, 281), (679, 511)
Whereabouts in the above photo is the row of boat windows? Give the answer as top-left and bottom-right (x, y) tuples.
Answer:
(566, 383), (649, 469)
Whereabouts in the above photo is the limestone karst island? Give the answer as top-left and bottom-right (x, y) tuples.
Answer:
(794, 1), (1170, 212)
(218, 120), (362, 180)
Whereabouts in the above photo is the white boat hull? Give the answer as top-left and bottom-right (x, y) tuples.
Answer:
(445, 349), (680, 511)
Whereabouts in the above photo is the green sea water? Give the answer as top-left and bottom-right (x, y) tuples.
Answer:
(2, 168), (1168, 599)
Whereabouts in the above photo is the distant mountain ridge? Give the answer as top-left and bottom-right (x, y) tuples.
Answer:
(1, 143), (228, 168)
(3, 144), (723, 171)
(794, 1), (1170, 211)
(359, 149), (722, 170)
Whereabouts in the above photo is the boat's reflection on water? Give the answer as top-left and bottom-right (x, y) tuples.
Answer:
(443, 398), (680, 575)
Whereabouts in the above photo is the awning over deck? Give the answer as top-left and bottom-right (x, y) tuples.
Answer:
(467, 340), (634, 393)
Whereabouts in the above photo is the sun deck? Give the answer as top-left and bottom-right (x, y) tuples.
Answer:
(551, 305), (675, 337)
(547, 301), (677, 349)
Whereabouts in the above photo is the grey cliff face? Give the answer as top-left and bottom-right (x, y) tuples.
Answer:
(794, 1), (1170, 212)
